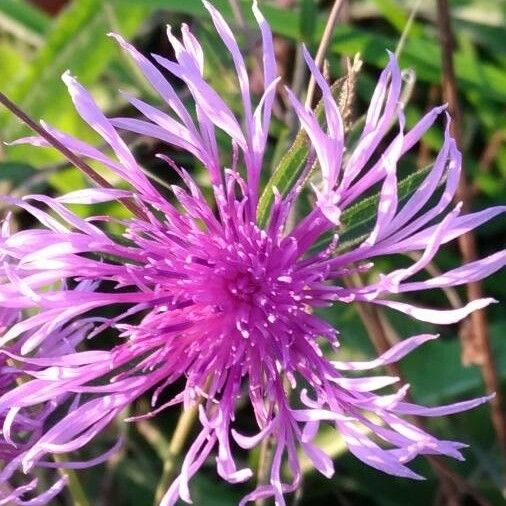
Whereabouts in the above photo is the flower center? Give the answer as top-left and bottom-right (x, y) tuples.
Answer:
(161, 223), (307, 341)
(226, 270), (262, 302)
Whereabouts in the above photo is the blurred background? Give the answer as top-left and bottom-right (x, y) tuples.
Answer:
(0, 0), (505, 504)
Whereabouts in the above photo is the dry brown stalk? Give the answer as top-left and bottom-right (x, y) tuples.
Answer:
(305, 0), (346, 108)
(471, 131), (505, 197)
(0, 91), (146, 220)
(436, 0), (506, 452)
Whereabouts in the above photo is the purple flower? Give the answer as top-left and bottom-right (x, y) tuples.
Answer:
(0, 216), (105, 505)
(0, 335), (71, 506)
(0, 2), (505, 505)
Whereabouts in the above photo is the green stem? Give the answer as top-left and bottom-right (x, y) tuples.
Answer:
(254, 435), (276, 506)
(154, 403), (200, 505)
(394, 0), (424, 59)
(53, 455), (90, 506)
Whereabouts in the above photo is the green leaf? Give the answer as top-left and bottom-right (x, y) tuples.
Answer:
(299, 0), (318, 45)
(49, 166), (86, 194)
(1, 0), (151, 164)
(256, 130), (309, 228)
(0, 44), (29, 93)
(309, 164), (434, 254)
(0, 0), (50, 43)
(110, 0), (301, 34)
(337, 164), (433, 251)
(453, 17), (506, 57)
(403, 321), (506, 405)
(305, 310), (506, 480)
(0, 161), (36, 187)
(190, 476), (242, 506)
(372, 0), (411, 33)
(114, 0), (506, 106)
(115, 458), (158, 505)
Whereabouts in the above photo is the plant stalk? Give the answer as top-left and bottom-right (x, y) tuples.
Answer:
(53, 455), (91, 506)
(435, 0), (505, 452)
(0, 90), (146, 220)
(154, 403), (199, 505)
(305, 0), (345, 108)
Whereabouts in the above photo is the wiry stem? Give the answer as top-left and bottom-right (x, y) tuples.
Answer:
(471, 131), (504, 197)
(478, 131), (504, 173)
(435, 0), (506, 452)
(394, 0), (424, 59)
(0, 90), (146, 220)
(305, 0), (345, 108)
(406, 252), (463, 309)
(228, 0), (252, 37)
(154, 403), (200, 505)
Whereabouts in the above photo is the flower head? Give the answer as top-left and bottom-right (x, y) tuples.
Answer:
(0, 2), (505, 505)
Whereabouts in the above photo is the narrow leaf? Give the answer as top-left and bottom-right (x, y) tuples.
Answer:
(310, 164), (435, 254)
(0, 0), (50, 40)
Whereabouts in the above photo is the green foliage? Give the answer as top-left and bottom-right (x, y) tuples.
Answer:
(0, 0), (50, 39)
(337, 164), (434, 251)
(0, 0), (151, 165)
(299, 0), (318, 45)
(0, 161), (36, 194)
(257, 128), (309, 227)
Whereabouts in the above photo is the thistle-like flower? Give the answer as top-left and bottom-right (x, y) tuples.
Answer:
(0, 2), (505, 505)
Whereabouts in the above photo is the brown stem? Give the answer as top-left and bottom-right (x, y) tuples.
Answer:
(428, 457), (492, 506)
(406, 252), (463, 309)
(436, 0), (506, 452)
(339, 55), (363, 133)
(478, 131), (504, 172)
(0, 90), (146, 220)
(471, 131), (505, 197)
(305, 0), (346, 108)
